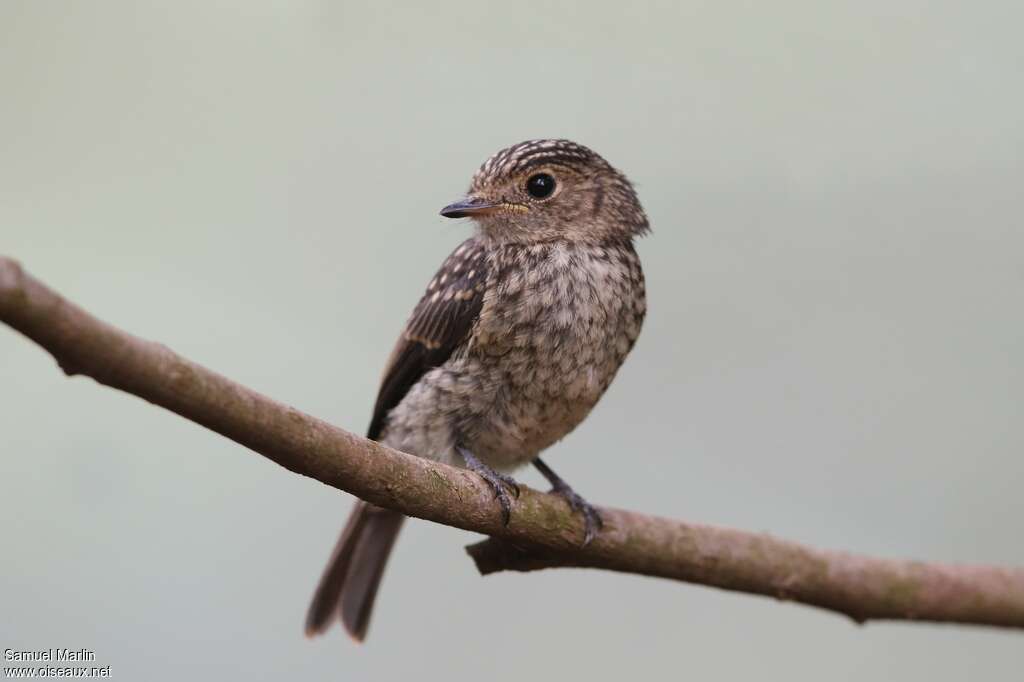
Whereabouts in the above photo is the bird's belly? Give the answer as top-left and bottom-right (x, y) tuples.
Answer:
(464, 352), (609, 471)
(380, 242), (645, 472)
(379, 336), (616, 473)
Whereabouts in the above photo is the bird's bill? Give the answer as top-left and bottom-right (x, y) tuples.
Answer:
(439, 196), (505, 218)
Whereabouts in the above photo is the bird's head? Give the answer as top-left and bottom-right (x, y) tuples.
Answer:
(440, 139), (649, 244)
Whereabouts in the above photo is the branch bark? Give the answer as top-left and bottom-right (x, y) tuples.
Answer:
(2, 254), (1023, 630)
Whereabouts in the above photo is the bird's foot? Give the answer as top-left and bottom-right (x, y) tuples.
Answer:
(551, 483), (603, 546)
(458, 446), (520, 526)
(533, 458), (603, 546)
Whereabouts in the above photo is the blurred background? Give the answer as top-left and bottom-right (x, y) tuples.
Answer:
(2, 2), (1022, 679)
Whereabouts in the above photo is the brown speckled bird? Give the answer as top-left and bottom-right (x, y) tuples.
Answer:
(305, 139), (649, 641)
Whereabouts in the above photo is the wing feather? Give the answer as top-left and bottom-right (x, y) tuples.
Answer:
(366, 238), (488, 441)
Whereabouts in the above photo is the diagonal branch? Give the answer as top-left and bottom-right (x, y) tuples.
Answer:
(2, 254), (1023, 630)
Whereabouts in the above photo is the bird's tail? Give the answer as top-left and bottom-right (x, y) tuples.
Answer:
(304, 501), (405, 642)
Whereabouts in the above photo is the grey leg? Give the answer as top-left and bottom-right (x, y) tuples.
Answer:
(458, 445), (520, 526)
(533, 458), (603, 546)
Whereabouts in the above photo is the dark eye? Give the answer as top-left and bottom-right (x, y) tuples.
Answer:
(525, 173), (556, 199)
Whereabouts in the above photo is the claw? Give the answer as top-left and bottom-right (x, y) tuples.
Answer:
(492, 484), (515, 527)
(553, 484), (603, 546)
(533, 458), (603, 547)
(458, 446), (520, 526)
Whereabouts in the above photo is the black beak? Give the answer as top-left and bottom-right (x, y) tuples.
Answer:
(439, 196), (503, 218)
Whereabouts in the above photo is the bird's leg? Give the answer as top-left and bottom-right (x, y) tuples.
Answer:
(533, 458), (603, 546)
(457, 445), (520, 526)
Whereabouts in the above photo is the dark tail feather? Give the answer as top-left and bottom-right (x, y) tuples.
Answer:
(305, 501), (405, 642)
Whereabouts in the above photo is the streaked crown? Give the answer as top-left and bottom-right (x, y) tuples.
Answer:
(454, 139), (649, 242)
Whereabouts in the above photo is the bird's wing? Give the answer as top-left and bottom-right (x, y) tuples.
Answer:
(366, 237), (489, 440)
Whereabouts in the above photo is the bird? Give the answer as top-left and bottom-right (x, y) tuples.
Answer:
(304, 139), (649, 642)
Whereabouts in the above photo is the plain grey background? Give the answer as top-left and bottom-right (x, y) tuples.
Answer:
(2, 2), (1022, 679)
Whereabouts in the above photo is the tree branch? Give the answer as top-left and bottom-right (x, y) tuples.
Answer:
(2, 254), (1023, 630)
